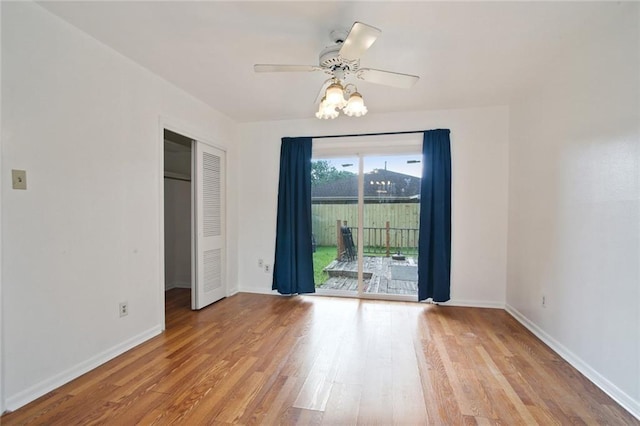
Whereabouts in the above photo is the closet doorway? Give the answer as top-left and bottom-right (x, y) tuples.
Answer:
(164, 129), (193, 310)
(163, 128), (227, 317)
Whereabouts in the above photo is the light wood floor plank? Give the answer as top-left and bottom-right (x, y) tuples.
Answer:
(2, 289), (637, 425)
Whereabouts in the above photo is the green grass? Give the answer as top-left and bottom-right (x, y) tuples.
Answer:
(312, 245), (418, 287)
(313, 246), (337, 286)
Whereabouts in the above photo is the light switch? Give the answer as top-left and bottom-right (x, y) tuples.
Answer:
(12, 169), (27, 190)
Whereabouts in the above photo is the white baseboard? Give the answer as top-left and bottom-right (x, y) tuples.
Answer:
(165, 285), (239, 297)
(505, 304), (640, 421)
(174, 282), (191, 289)
(166, 281), (191, 291)
(444, 299), (505, 309)
(239, 287), (505, 309)
(5, 325), (162, 411)
(239, 285), (278, 295)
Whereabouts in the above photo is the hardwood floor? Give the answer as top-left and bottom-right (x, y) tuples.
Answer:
(2, 289), (637, 425)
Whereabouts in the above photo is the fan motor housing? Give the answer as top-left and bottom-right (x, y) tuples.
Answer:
(319, 44), (359, 72)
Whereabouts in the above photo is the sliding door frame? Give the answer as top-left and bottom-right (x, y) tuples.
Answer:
(312, 133), (422, 302)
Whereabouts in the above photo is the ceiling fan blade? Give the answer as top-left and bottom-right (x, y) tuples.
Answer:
(339, 22), (381, 61)
(314, 79), (333, 104)
(254, 64), (322, 73)
(356, 68), (419, 89)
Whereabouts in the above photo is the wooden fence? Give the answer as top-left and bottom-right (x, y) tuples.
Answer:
(312, 203), (420, 255)
(334, 222), (419, 258)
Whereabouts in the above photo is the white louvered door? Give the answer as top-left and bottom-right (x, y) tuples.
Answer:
(193, 141), (226, 310)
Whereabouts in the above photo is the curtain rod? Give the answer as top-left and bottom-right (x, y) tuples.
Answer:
(302, 130), (426, 140)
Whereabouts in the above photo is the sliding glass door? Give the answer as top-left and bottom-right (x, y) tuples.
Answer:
(311, 149), (422, 300)
(362, 154), (420, 297)
(311, 157), (359, 295)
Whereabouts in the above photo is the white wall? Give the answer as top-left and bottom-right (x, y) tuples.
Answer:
(3, 0), (634, 419)
(0, 0), (4, 413)
(507, 4), (639, 416)
(1, 2), (238, 409)
(164, 178), (192, 290)
(237, 106), (509, 307)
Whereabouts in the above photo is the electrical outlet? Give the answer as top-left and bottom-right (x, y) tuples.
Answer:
(258, 258), (264, 268)
(542, 295), (546, 308)
(264, 264), (270, 273)
(119, 302), (129, 317)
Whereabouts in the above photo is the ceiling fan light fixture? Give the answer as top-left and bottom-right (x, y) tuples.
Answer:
(315, 97), (339, 120)
(255, 21), (420, 120)
(325, 82), (346, 108)
(343, 92), (368, 117)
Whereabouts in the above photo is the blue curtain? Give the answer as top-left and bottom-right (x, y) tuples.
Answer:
(418, 129), (452, 302)
(272, 137), (315, 295)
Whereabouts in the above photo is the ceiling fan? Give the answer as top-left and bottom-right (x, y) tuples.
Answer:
(254, 22), (419, 119)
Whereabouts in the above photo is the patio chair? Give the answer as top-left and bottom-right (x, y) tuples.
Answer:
(341, 226), (356, 261)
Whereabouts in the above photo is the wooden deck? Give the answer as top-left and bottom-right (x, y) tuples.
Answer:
(319, 256), (418, 295)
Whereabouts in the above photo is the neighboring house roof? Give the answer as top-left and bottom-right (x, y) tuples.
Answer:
(312, 169), (421, 203)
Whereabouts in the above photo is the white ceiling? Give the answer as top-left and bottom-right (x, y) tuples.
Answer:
(38, 1), (628, 123)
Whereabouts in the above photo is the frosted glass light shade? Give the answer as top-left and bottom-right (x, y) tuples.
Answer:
(325, 83), (346, 108)
(343, 92), (368, 117)
(315, 97), (339, 119)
